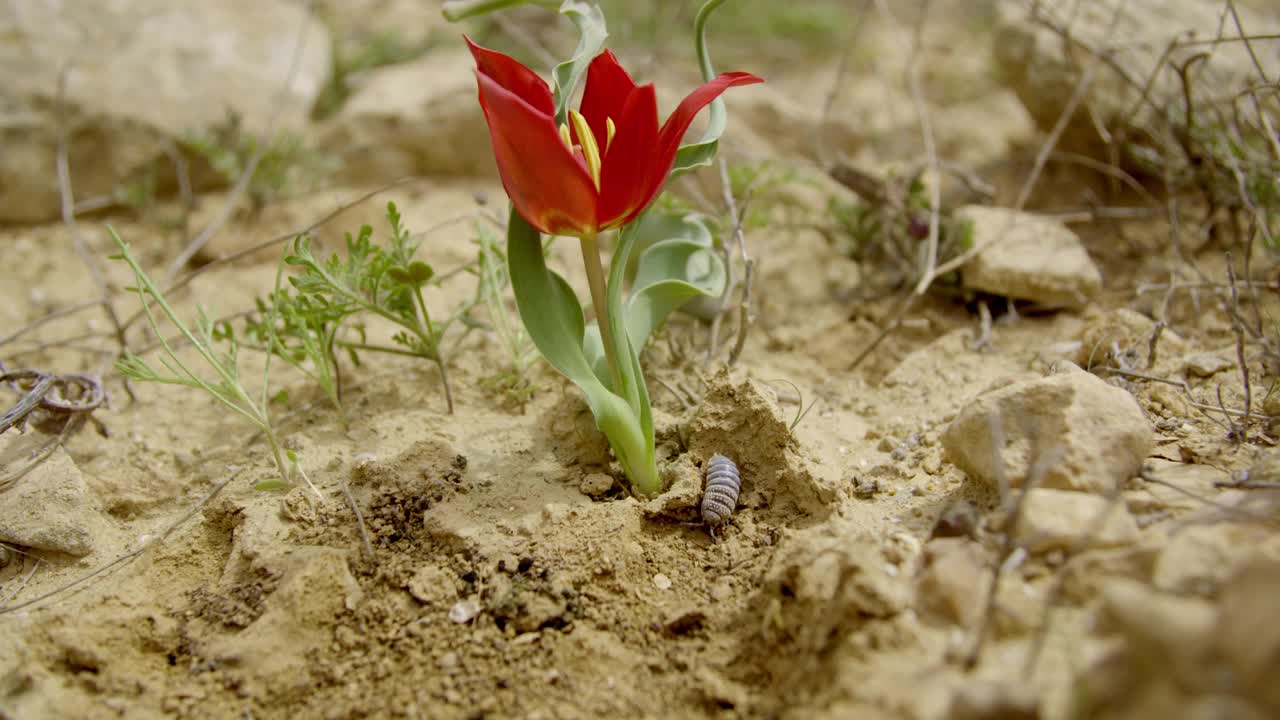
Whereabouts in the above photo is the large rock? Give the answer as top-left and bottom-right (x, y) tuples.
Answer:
(957, 205), (1102, 309)
(942, 363), (1153, 494)
(1015, 488), (1140, 553)
(993, 0), (1280, 146)
(314, 0), (444, 57)
(0, 445), (106, 556)
(0, 0), (331, 222)
(319, 46), (498, 182)
(1153, 523), (1272, 596)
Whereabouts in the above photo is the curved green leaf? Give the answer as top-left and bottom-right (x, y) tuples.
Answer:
(506, 210), (593, 383)
(441, 0), (557, 22)
(626, 238), (725, 346)
(583, 212), (725, 381)
(506, 209), (659, 494)
(552, 1), (607, 127)
(670, 0), (730, 179)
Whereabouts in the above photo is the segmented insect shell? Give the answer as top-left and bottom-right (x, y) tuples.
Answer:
(702, 454), (741, 526)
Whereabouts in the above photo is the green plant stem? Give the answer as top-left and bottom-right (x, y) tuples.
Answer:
(300, 256), (456, 413)
(110, 231), (288, 481)
(693, 0), (728, 135)
(336, 340), (422, 358)
(580, 232), (623, 392)
(412, 284), (455, 413)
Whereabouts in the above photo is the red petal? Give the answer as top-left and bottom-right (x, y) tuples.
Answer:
(596, 84), (658, 228)
(465, 36), (555, 116)
(475, 70), (598, 235)
(577, 50), (637, 152)
(656, 71), (763, 164)
(616, 72), (763, 225)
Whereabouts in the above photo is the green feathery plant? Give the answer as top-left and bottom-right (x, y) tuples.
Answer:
(255, 202), (467, 414)
(110, 231), (321, 497)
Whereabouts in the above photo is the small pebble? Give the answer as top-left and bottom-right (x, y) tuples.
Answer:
(852, 477), (880, 499)
(579, 473), (614, 498)
(653, 573), (673, 591)
(1182, 353), (1233, 378)
(709, 576), (733, 601)
(448, 599), (482, 624)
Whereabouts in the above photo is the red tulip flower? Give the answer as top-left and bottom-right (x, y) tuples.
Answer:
(466, 37), (763, 237)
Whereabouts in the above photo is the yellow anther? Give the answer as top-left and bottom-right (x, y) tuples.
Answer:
(568, 110), (602, 190)
(605, 117), (616, 153)
(559, 123), (573, 151)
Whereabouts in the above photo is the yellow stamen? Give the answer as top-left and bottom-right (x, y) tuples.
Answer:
(559, 123), (573, 151)
(605, 117), (616, 153)
(568, 110), (602, 190)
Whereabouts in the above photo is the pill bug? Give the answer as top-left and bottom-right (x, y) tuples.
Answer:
(702, 454), (741, 531)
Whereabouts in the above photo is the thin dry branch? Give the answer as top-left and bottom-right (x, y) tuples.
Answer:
(120, 178), (423, 335)
(54, 67), (135, 397)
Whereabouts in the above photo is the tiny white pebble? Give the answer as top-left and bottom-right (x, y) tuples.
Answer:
(352, 452), (377, 466)
(448, 599), (482, 624)
(653, 573), (672, 590)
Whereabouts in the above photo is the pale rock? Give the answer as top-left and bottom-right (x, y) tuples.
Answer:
(942, 365), (1153, 494)
(956, 205), (1101, 309)
(1217, 559), (1280, 713)
(762, 517), (913, 635)
(314, 0), (443, 56)
(947, 678), (1040, 720)
(993, 0), (1279, 147)
(0, 445), (105, 556)
(1098, 578), (1217, 691)
(1015, 489), (1140, 553)
(641, 454), (702, 522)
(1153, 523), (1270, 596)
(579, 473), (615, 499)
(916, 538), (991, 627)
(1129, 459), (1225, 514)
(1244, 447), (1280, 485)
(319, 47), (496, 182)
(448, 599), (482, 624)
(1076, 307), (1187, 372)
(1181, 352), (1235, 378)
(407, 565), (458, 604)
(1265, 390), (1280, 418)
(0, 0), (331, 222)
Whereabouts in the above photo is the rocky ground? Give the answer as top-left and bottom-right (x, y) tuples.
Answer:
(2, 1), (1280, 719)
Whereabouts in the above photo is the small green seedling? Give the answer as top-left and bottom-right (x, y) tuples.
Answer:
(270, 202), (467, 413)
(110, 231), (321, 498)
(182, 112), (337, 207)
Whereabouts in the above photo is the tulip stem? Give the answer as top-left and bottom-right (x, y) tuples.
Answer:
(579, 232), (623, 391)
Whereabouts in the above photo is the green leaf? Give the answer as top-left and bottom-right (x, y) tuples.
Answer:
(441, 0), (557, 22)
(626, 237), (725, 342)
(551, 1), (608, 127)
(670, 0), (729, 179)
(582, 213), (725, 381)
(387, 260), (435, 287)
(506, 208), (658, 494)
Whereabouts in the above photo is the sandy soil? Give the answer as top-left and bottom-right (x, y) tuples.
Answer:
(3, 4), (1280, 720)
